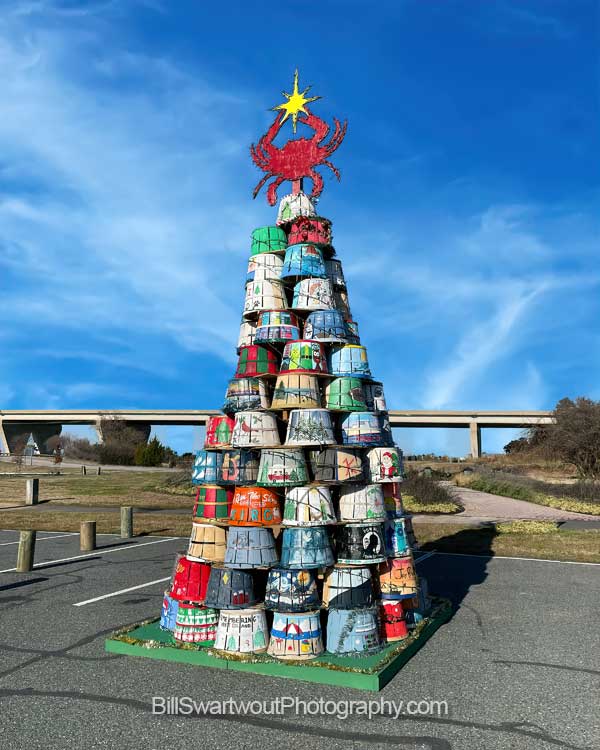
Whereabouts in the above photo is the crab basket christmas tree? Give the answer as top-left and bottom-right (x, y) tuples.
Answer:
(107, 70), (447, 689)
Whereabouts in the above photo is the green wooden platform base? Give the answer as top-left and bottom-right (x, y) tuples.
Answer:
(105, 598), (452, 691)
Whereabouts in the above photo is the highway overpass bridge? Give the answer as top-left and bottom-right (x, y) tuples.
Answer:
(0, 409), (553, 458)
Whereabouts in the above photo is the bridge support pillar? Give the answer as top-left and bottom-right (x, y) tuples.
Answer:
(469, 421), (482, 458)
(2, 422), (62, 455)
(0, 419), (8, 454)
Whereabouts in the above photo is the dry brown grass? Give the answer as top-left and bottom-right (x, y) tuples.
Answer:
(0, 509), (192, 537)
(0, 469), (191, 508)
(475, 453), (576, 479)
(414, 521), (600, 563)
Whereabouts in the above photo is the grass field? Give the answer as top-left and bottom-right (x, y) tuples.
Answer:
(0, 468), (192, 508)
(1, 467), (598, 563)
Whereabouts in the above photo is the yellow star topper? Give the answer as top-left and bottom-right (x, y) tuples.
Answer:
(272, 70), (321, 133)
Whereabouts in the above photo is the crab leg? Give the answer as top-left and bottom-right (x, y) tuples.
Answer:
(252, 172), (273, 199)
(322, 160), (341, 180)
(266, 175), (285, 206)
(308, 169), (324, 201)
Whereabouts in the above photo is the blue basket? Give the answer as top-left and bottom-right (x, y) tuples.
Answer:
(280, 526), (334, 569)
(326, 608), (382, 655)
(281, 243), (327, 279)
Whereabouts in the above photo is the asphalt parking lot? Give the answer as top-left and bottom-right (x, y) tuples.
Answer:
(0, 529), (598, 750)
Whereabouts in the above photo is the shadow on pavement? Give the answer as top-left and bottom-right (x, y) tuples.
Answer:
(0, 577), (49, 591)
(420, 524), (498, 618)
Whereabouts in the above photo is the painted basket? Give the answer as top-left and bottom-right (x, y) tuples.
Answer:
(223, 377), (270, 413)
(204, 415), (235, 449)
(192, 486), (233, 521)
(308, 447), (364, 483)
(223, 527), (278, 569)
(280, 340), (328, 376)
(270, 373), (321, 410)
(287, 216), (332, 246)
(229, 486), (282, 527)
(282, 485), (337, 526)
(214, 608), (269, 654)
(338, 484), (387, 522)
(204, 566), (259, 610)
(279, 526), (335, 569)
(334, 523), (387, 565)
(326, 608), (382, 656)
(251, 225), (287, 255)
(281, 243), (327, 279)
(218, 449), (260, 485)
(276, 192), (316, 225)
(267, 611), (324, 661)
(322, 566), (375, 609)
(257, 448), (309, 487)
(264, 568), (321, 612)
(173, 603), (218, 645)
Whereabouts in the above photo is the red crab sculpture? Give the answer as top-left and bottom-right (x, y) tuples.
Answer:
(250, 108), (347, 205)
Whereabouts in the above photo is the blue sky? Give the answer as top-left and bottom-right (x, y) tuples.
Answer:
(1, 0), (598, 455)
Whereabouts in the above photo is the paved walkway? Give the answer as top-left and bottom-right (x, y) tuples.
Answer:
(412, 484), (599, 525)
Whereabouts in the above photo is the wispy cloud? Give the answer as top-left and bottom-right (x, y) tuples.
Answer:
(0, 3), (262, 368)
(336, 198), (599, 414)
(422, 286), (544, 409)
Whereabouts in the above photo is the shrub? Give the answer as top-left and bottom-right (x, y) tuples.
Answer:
(401, 473), (463, 510)
(97, 419), (147, 466)
(134, 436), (166, 467)
(504, 437), (530, 454)
(503, 397), (600, 480)
(548, 397), (600, 479)
(55, 435), (100, 462)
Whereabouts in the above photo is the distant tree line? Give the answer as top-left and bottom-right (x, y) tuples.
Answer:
(404, 454), (464, 463)
(504, 397), (600, 479)
(45, 419), (179, 467)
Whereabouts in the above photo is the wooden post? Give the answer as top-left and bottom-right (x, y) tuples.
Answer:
(81, 465), (87, 475)
(16, 531), (36, 572)
(121, 506), (133, 538)
(80, 521), (96, 551)
(25, 478), (39, 505)
(97, 466), (102, 475)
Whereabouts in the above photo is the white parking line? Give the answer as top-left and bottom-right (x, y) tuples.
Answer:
(434, 551), (600, 566)
(0, 533), (79, 547)
(0, 536), (180, 573)
(73, 577), (171, 606)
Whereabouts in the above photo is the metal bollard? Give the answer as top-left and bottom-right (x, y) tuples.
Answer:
(25, 478), (39, 505)
(80, 521), (96, 551)
(16, 531), (36, 572)
(121, 506), (133, 538)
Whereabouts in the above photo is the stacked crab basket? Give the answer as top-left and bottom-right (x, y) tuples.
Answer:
(158, 191), (431, 658)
